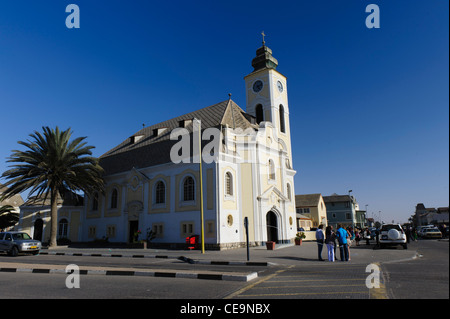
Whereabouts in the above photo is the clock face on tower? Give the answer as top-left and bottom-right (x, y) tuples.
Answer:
(253, 80), (263, 93)
(277, 80), (283, 92)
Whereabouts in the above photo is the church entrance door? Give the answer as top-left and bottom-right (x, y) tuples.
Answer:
(266, 211), (278, 243)
(128, 220), (139, 243)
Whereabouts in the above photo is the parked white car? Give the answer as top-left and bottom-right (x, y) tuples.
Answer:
(379, 224), (408, 249)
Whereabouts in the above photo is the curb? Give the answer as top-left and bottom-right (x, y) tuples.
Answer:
(39, 251), (177, 259)
(177, 256), (269, 266)
(0, 266), (258, 282)
(39, 251), (269, 266)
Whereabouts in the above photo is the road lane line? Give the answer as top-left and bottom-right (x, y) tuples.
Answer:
(237, 291), (368, 297)
(224, 266), (293, 299)
(266, 278), (366, 283)
(251, 284), (366, 289)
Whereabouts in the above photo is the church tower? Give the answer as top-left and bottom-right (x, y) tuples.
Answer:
(243, 34), (296, 245)
(244, 34), (292, 160)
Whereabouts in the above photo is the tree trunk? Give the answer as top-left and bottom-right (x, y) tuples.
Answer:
(48, 188), (58, 248)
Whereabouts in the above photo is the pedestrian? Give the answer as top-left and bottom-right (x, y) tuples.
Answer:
(349, 227), (355, 242)
(413, 228), (418, 241)
(316, 224), (325, 261)
(336, 224), (349, 261)
(364, 228), (371, 245)
(325, 225), (336, 262)
(346, 227), (352, 261)
(405, 227), (411, 243)
(355, 228), (361, 246)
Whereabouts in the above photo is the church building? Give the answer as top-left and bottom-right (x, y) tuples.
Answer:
(82, 40), (297, 249)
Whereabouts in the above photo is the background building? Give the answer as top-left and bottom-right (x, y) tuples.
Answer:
(295, 193), (327, 229)
(414, 203), (449, 227)
(323, 193), (359, 229)
(18, 191), (84, 243)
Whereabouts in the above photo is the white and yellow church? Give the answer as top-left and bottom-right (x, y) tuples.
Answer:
(18, 40), (298, 250)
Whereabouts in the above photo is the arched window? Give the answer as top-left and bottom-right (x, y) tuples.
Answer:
(155, 181), (166, 204)
(183, 176), (195, 202)
(58, 218), (68, 238)
(225, 172), (233, 196)
(268, 160), (275, 180)
(255, 104), (264, 124)
(92, 192), (99, 211)
(279, 104), (286, 133)
(110, 188), (118, 209)
(286, 183), (291, 201)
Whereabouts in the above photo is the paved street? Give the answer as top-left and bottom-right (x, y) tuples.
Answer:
(381, 239), (449, 299)
(0, 239), (447, 301)
(226, 263), (372, 299)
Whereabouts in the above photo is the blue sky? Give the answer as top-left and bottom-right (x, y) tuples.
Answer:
(0, 0), (448, 223)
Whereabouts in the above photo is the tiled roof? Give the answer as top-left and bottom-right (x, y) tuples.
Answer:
(295, 194), (322, 207)
(323, 194), (352, 203)
(99, 99), (256, 175)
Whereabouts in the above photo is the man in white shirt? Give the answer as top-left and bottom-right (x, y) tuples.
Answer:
(316, 224), (325, 261)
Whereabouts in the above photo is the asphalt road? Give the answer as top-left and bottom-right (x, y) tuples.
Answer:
(0, 239), (447, 301)
(381, 239), (449, 299)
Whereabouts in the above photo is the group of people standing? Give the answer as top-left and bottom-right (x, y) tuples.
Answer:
(315, 224), (362, 262)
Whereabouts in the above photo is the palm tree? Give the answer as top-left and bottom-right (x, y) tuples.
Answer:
(0, 205), (19, 230)
(0, 126), (104, 247)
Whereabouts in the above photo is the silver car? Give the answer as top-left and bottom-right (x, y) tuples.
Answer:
(0, 231), (42, 256)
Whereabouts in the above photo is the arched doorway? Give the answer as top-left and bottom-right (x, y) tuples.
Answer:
(33, 219), (43, 241)
(126, 201), (143, 243)
(266, 211), (279, 243)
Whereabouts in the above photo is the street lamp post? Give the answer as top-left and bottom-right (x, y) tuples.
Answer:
(365, 204), (369, 227)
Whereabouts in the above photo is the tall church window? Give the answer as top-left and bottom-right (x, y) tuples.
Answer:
(110, 188), (118, 209)
(92, 192), (99, 211)
(279, 104), (286, 133)
(155, 181), (166, 204)
(268, 160), (275, 180)
(183, 176), (195, 202)
(286, 183), (291, 201)
(255, 104), (264, 124)
(225, 172), (233, 196)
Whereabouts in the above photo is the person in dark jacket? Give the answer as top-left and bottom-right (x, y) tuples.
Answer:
(316, 224), (325, 261)
(325, 225), (336, 262)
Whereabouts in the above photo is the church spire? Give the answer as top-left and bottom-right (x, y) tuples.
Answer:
(251, 32), (278, 72)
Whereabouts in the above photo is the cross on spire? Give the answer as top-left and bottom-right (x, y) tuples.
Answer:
(261, 31), (266, 45)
